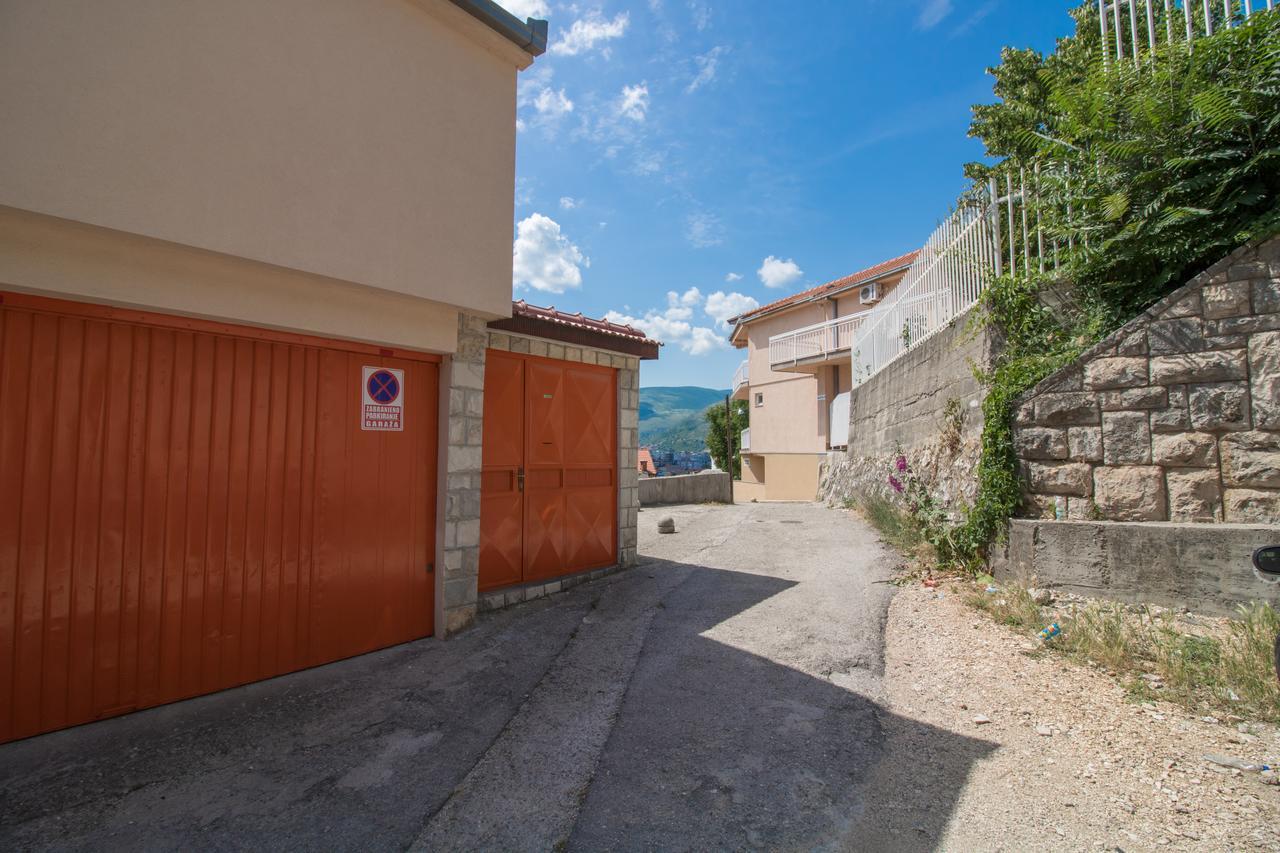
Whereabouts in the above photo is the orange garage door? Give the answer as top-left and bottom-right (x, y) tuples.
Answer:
(0, 292), (438, 744)
(479, 350), (617, 591)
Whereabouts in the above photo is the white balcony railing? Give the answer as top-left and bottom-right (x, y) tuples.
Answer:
(740, 428), (750, 452)
(732, 359), (749, 395)
(767, 310), (871, 369)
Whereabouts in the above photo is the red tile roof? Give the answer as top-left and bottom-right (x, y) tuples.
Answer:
(511, 300), (657, 343)
(637, 448), (655, 475)
(731, 249), (920, 326)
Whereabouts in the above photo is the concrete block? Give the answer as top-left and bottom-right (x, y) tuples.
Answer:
(444, 577), (476, 609)
(1223, 488), (1280, 524)
(1202, 280), (1252, 318)
(1157, 292), (1201, 319)
(445, 605), (476, 635)
(1151, 431), (1218, 467)
(1116, 330), (1148, 356)
(992, 519), (1280, 617)
(1249, 331), (1280, 429)
(509, 336), (530, 354)
(1208, 314), (1280, 335)
(1093, 466), (1167, 521)
(488, 332), (509, 351)
(1014, 427), (1068, 460)
(1026, 462), (1093, 496)
(1148, 317), (1204, 354)
(1151, 402), (1191, 433)
(1148, 350), (1247, 384)
(1254, 278), (1280, 314)
(451, 360), (485, 391)
(1084, 357), (1148, 390)
(1102, 411), (1151, 465)
(1220, 431), (1280, 488)
(1166, 469), (1222, 522)
(1067, 427), (1103, 462)
(1188, 382), (1252, 431)
(1032, 393), (1100, 427)
(1100, 387), (1168, 411)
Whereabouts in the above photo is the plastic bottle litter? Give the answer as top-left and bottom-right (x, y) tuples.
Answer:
(984, 584), (999, 594)
(1037, 622), (1062, 641)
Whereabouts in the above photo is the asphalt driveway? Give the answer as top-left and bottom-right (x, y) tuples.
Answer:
(0, 502), (993, 851)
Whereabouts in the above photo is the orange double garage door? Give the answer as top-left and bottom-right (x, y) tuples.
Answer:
(0, 292), (439, 744)
(479, 350), (617, 591)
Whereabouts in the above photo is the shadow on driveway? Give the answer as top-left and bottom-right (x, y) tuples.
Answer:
(0, 557), (994, 851)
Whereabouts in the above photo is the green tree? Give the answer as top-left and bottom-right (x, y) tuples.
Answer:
(704, 400), (748, 478)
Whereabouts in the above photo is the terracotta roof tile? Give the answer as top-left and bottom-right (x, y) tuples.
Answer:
(511, 300), (659, 343)
(732, 249), (920, 326)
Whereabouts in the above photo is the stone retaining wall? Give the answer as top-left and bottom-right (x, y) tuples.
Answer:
(819, 314), (996, 513)
(1011, 237), (1280, 525)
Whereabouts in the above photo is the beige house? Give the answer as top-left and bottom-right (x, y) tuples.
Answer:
(728, 251), (918, 501)
(0, 1), (639, 744)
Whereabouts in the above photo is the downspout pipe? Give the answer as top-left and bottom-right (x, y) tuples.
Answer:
(447, 0), (549, 56)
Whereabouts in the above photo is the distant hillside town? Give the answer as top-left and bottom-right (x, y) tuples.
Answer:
(638, 447), (713, 477)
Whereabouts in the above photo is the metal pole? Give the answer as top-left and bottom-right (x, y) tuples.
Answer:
(724, 393), (735, 503)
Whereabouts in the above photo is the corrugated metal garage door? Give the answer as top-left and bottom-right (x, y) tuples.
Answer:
(479, 350), (617, 591)
(0, 292), (438, 744)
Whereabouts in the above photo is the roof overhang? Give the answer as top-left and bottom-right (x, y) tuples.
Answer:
(446, 0), (548, 56)
(730, 258), (915, 329)
(489, 302), (661, 360)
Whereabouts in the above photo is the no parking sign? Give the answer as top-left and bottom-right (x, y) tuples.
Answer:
(361, 366), (404, 431)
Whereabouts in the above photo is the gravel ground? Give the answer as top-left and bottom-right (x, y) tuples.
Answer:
(881, 581), (1280, 851)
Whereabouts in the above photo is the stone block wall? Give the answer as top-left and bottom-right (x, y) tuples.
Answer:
(1012, 237), (1280, 525)
(820, 314), (997, 513)
(440, 312), (488, 635)
(475, 331), (640, 615)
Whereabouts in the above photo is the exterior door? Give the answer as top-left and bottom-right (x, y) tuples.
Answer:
(0, 292), (438, 744)
(480, 350), (617, 591)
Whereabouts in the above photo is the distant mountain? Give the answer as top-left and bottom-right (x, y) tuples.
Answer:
(639, 386), (729, 452)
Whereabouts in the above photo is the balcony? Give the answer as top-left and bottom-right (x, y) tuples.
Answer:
(767, 311), (871, 373)
(731, 359), (749, 400)
(740, 428), (750, 452)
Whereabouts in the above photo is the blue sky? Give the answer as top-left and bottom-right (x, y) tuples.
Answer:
(497, 0), (1080, 388)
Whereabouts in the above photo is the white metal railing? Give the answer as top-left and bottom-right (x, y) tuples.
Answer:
(740, 428), (750, 452)
(732, 359), (749, 394)
(850, 202), (996, 388)
(1100, 1), (1272, 67)
(768, 310), (872, 368)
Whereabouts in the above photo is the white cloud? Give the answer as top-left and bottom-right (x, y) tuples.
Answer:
(724, 272), (742, 282)
(498, 0), (549, 18)
(605, 287), (727, 355)
(704, 291), (759, 329)
(689, 1), (712, 31)
(559, 196), (581, 210)
(515, 176), (535, 207)
(513, 213), (589, 294)
(684, 212), (724, 248)
(534, 87), (575, 118)
(917, 0), (953, 29)
(617, 83), (650, 122)
(553, 12), (630, 56)
(757, 255), (804, 289)
(686, 46), (726, 94)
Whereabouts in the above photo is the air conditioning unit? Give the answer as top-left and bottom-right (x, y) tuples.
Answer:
(860, 283), (880, 304)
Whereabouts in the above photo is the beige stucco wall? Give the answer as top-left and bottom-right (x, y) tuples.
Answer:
(0, 206), (459, 354)
(744, 306), (827, 454)
(738, 453), (822, 501)
(0, 0), (528, 322)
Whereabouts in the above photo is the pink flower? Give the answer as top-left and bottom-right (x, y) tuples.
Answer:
(888, 474), (904, 494)
(895, 455), (908, 473)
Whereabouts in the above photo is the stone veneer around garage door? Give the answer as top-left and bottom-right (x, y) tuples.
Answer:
(1011, 236), (1280, 525)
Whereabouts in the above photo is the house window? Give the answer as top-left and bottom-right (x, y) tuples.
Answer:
(754, 392), (764, 407)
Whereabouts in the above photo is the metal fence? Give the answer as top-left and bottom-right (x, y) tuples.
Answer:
(1100, 0), (1272, 66)
(849, 200), (997, 386)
